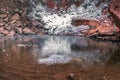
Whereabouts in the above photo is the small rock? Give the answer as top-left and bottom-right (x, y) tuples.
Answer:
(0, 22), (5, 26)
(2, 49), (6, 52)
(3, 17), (9, 22)
(0, 8), (8, 13)
(0, 13), (8, 18)
(14, 27), (22, 34)
(0, 33), (3, 37)
(15, 21), (22, 27)
(31, 20), (40, 27)
(9, 19), (17, 24)
(0, 27), (4, 32)
(1, 30), (9, 35)
(11, 13), (20, 20)
(4, 27), (11, 31)
(23, 28), (36, 35)
(7, 30), (15, 36)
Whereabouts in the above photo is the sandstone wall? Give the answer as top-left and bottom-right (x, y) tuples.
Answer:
(0, 0), (120, 41)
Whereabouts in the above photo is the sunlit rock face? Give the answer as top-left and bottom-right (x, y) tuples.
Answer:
(28, 0), (110, 35)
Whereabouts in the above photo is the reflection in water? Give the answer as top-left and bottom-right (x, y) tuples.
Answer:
(37, 36), (71, 64)
(0, 35), (120, 80)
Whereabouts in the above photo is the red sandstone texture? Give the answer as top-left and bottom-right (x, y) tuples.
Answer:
(71, 0), (120, 40)
(46, 0), (83, 11)
(72, 18), (120, 36)
(109, 0), (120, 28)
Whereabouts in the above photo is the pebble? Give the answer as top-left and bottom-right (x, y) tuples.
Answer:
(67, 73), (74, 80)
(11, 13), (20, 20)
(2, 49), (6, 52)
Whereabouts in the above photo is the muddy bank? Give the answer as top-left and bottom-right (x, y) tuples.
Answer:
(0, 0), (120, 41)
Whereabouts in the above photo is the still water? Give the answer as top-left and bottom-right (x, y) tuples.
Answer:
(0, 35), (120, 80)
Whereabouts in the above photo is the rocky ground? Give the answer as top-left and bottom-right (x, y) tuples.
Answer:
(0, 0), (120, 41)
(0, 0), (40, 36)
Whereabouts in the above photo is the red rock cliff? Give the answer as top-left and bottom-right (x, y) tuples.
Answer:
(109, 0), (120, 28)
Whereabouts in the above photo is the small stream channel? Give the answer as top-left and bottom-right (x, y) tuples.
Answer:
(0, 35), (120, 80)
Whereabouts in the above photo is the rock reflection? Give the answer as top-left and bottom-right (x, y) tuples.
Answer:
(0, 35), (120, 65)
